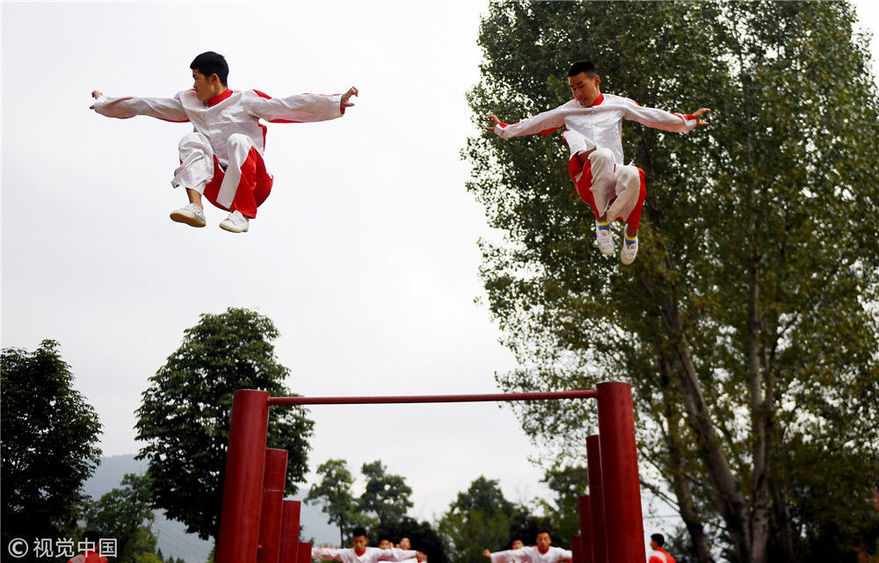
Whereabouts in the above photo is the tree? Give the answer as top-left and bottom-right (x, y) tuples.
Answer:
(359, 460), (414, 526)
(439, 477), (517, 563)
(135, 307), (314, 540)
(466, 2), (879, 562)
(306, 458), (360, 544)
(83, 474), (159, 563)
(1, 340), (102, 561)
(538, 466), (588, 547)
(374, 517), (447, 563)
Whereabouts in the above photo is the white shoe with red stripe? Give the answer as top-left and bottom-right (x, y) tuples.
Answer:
(620, 237), (639, 265)
(595, 221), (615, 256)
(219, 210), (249, 233)
(169, 203), (206, 228)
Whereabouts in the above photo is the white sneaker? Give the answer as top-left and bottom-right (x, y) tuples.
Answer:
(219, 210), (249, 233)
(595, 222), (615, 256)
(170, 203), (206, 228)
(620, 237), (639, 265)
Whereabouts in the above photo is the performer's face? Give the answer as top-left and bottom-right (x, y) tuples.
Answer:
(398, 538), (411, 550)
(512, 540), (524, 550)
(352, 535), (368, 554)
(379, 540), (392, 550)
(192, 69), (224, 102)
(536, 532), (552, 551)
(569, 72), (601, 107)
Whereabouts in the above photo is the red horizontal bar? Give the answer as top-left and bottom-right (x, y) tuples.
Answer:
(266, 390), (597, 406)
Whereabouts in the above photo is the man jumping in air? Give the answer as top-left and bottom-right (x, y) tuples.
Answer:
(487, 60), (709, 264)
(91, 51), (357, 233)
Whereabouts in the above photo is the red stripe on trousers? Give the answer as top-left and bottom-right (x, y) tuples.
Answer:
(568, 156), (647, 231)
(202, 148), (273, 218)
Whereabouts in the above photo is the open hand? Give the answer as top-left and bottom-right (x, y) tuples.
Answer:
(692, 107), (711, 126)
(89, 90), (103, 109)
(341, 86), (358, 109)
(485, 114), (503, 130)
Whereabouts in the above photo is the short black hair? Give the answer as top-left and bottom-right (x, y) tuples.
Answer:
(190, 51), (229, 86)
(535, 528), (552, 539)
(83, 530), (101, 545)
(650, 533), (665, 547)
(568, 61), (597, 78)
(352, 526), (368, 539)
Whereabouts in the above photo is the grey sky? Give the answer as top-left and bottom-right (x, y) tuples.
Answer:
(3, 0), (877, 551)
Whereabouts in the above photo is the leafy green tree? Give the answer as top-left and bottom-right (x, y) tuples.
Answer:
(538, 466), (587, 547)
(83, 474), (158, 563)
(466, 2), (879, 562)
(135, 307), (314, 541)
(374, 517), (447, 563)
(359, 460), (414, 526)
(439, 477), (516, 563)
(1, 340), (102, 561)
(306, 458), (360, 543)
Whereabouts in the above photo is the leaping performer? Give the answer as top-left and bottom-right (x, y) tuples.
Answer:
(486, 60), (709, 264)
(90, 51), (357, 233)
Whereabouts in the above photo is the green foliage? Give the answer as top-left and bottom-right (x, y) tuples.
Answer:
(1, 340), (102, 561)
(439, 477), (517, 563)
(374, 517), (447, 563)
(135, 307), (314, 541)
(359, 460), (414, 526)
(538, 466), (588, 547)
(306, 458), (360, 543)
(84, 474), (158, 563)
(467, 1), (879, 561)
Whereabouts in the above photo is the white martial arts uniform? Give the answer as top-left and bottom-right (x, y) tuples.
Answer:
(488, 545), (572, 563)
(311, 546), (417, 563)
(492, 93), (700, 227)
(92, 88), (343, 218)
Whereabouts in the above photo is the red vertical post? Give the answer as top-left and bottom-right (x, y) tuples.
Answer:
(578, 495), (594, 563)
(596, 382), (645, 563)
(571, 535), (584, 563)
(586, 435), (608, 563)
(216, 390), (271, 563)
(258, 449), (289, 563)
(279, 500), (302, 563)
(297, 542), (312, 563)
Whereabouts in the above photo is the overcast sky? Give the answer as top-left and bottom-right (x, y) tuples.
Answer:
(3, 0), (877, 553)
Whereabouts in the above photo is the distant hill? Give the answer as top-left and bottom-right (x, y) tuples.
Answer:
(84, 454), (340, 563)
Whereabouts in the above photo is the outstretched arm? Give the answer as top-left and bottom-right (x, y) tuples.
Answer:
(310, 547), (345, 562)
(245, 87), (357, 123)
(622, 99), (711, 133)
(89, 90), (188, 122)
(485, 105), (566, 139)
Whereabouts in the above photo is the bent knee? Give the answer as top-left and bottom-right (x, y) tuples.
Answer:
(588, 148), (614, 164)
(178, 132), (210, 151)
(227, 133), (253, 149)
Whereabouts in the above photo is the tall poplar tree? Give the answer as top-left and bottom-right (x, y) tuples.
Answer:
(466, 2), (879, 561)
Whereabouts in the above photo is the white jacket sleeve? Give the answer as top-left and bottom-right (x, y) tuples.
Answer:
(91, 94), (188, 122)
(489, 548), (526, 563)
(245, 92), (343, 123)
(492, 106), (566, 139)
(311, 547), (345, 561)
(376, 548), (418, 561)
(621, 98), (698, 133)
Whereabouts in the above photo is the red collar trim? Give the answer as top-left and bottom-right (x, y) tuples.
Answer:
(207, 89), (233, 107)
(590, 93), (605, 107)
(538, 546), (549, 554)
(354, 548), (366, 556)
